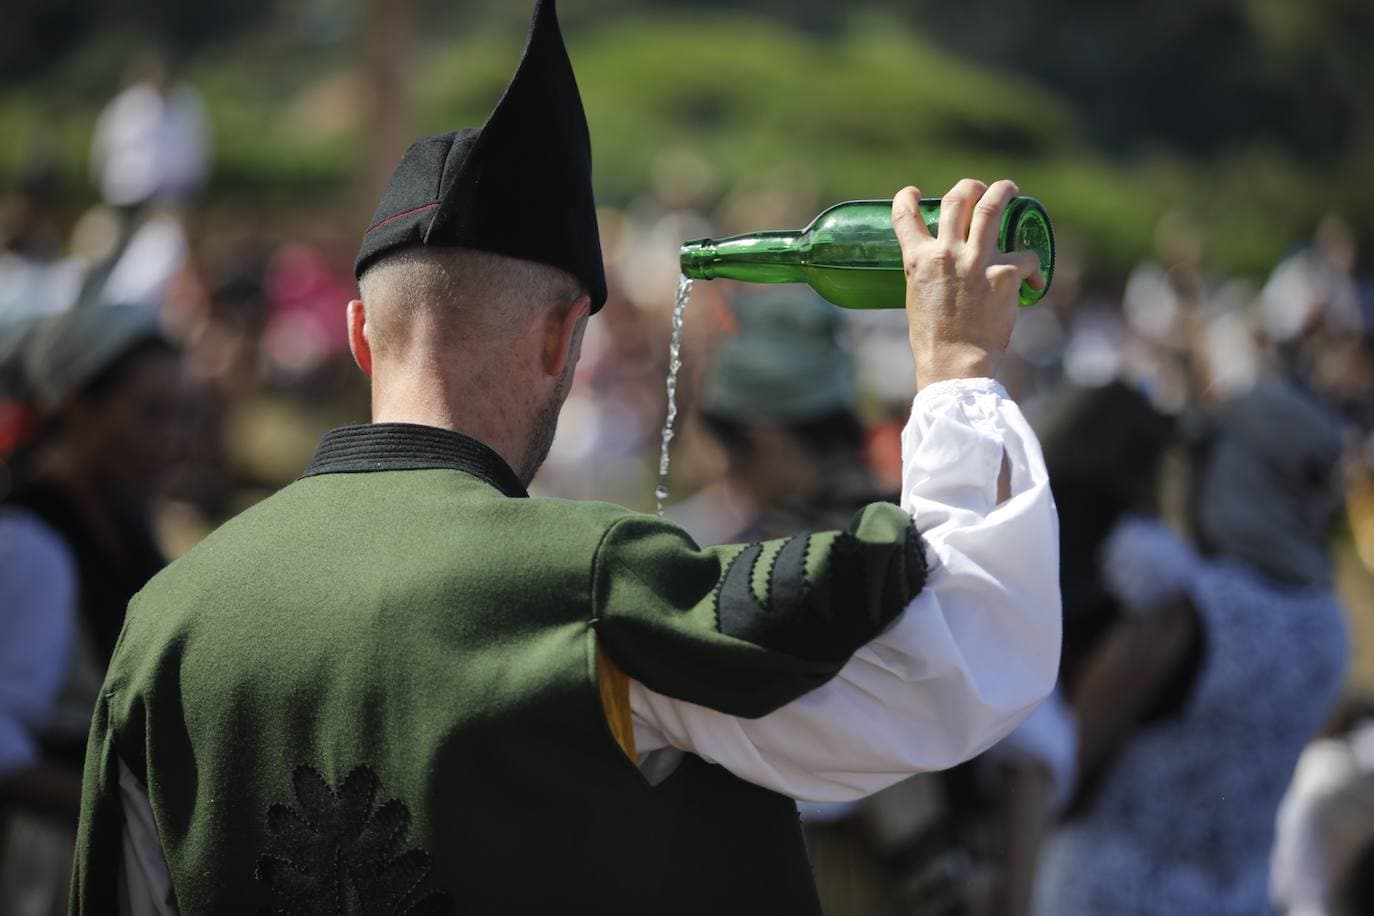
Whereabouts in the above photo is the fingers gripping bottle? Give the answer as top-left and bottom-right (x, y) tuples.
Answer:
(680, 197), (1054, 309)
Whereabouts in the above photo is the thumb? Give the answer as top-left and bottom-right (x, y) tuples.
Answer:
(999, 249), (1045, 289)
(891, 187), (932, 267)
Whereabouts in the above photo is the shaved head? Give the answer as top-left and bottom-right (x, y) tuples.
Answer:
(350, 244), (593, 487)
(358, 245), (585, 357)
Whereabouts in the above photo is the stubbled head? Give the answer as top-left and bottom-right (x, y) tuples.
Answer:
(357, 245), (584, 355)
(351, 244), (591, 485)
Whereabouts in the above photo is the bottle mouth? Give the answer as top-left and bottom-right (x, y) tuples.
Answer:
(679, 239), (716, 279)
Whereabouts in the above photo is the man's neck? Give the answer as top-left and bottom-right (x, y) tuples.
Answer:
(371, 369), (531, 481)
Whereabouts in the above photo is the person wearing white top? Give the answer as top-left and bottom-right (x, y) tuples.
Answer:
(89, 58), (209, 210)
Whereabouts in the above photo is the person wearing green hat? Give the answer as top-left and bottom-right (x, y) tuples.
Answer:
(696, 292), (888, 543)
(73, 2), (1058, 913)
(0, 304), (180, 916)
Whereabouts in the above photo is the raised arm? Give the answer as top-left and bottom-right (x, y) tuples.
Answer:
(624, 179), (1061, 801)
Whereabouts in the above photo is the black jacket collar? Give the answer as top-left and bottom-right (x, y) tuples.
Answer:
(301, 423), (528, 498)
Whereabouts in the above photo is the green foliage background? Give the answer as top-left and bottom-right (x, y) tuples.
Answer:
(1, 0), (1370, 283)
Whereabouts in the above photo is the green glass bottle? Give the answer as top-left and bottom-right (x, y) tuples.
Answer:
(680, 197), (1054, 309)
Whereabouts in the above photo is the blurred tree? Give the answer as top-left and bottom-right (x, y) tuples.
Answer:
(0, 0), (1369, 276)
(853, 0), (1367, 163)
(560, 0), (1370, 166)
(361, 0), (417, 223)
(0, 0), (273, 82)
(0, 0), (89, 83)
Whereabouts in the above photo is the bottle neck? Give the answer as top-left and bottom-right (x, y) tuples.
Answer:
(680, 231), (806, 283)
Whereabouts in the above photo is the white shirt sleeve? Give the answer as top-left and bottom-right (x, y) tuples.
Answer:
(629, 377), (1062, 803)
(0, 510), (79, 780)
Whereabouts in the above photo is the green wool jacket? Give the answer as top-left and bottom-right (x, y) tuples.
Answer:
(71, 423), (927, 915)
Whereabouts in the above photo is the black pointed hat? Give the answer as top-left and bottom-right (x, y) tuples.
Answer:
(355, 0), (607, 312)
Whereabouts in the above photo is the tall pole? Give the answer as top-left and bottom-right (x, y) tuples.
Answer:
(359, 0), (417, 230)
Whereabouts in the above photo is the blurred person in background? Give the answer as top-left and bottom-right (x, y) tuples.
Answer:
(1257, 217), (1371, 454)
(1333, 841), (1374, 916)
(80, 54), (208, 321)
(0, 304), (181, 916)
(688, 291), (887, 542)
(970, 688), (1076, 916)
(1032, 377), (1349, 916)
(1037, 382), (1179, 690)
(1259, 216), (1361, 360)
(0, 319), (42, 474)
(1118, 211), (1211, 412)
(688, 291), (902, 916)
(88, 204), (192, 314)
(90, 54), (209, 217)
(951, 381), (1175, 916)
(1270, 703), (1374, 916)
(533, 276), (674, 507)
(0, 175), (85, 330)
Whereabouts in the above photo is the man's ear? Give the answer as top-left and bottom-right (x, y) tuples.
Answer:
(541, 294), (592, 378)
(347, 299), (373, 378)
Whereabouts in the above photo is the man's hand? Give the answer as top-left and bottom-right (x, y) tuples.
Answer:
(892, 180), (1044, 390)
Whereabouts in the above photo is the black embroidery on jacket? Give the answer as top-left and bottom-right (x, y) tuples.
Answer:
(716, 541), (766, 620)
(256, 765), (453, 915)
(769, 532), (813, 612)
(714, 521), (928, 664)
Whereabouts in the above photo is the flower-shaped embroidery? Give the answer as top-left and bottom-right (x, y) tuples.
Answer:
(256, 765), (452, 915)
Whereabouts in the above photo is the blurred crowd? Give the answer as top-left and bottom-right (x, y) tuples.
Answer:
(3, 62), (1374, 916)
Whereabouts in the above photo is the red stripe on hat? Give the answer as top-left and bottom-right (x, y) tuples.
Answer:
(365, 201), (440, 235)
